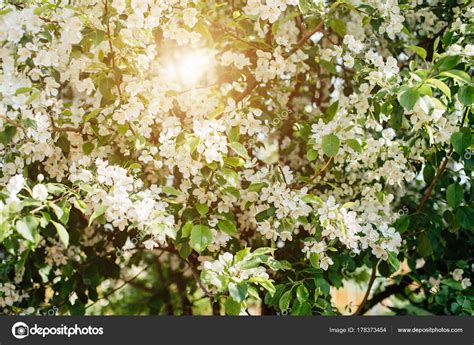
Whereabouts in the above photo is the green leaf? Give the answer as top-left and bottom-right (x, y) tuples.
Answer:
(345, 139), (362, 153)
(15, 87), (33, 95)
(49, 202), (64, 221)
(301, 194), (322, 204)
(181, 221), (193, 238)
(195, 203), (209, 216)
(307, 148), (318, 161)
(257, 279), (276, 295)
(0, 125), (17, 145)
(417, 232), (433, 257)
(279, 290), (292, 311)
(398, 86), (420, 111)
(162, 186), (182, 196)
(228, 282), (248, 303)
(321, 134), (340, 157)
(325, 101), (339, 121)
(248, 182), (266, 192)
(451, 131), (472, 156)
(88, 205), (108, 226)
(456, 207), (474, 231)
(426, 78), (451, 99)
(69, 301), (85, 315)
(51, 220), (69, 248)
(315, 278), (330, 296)
(435, 55), (460, 71)
(186, 136), (200, 153)
(319, 59), (337, 74)
(393, 215), (410, 234)
(423, 163), (435, 184)
(387, 252), (400, 271)
(228, 126), (240, 142)
(178, 242), (193, 259)
(407, 45), (427, 60)
(98, 77), (115, 100)
(73, 199), (88, 214)
(446, 183), (463, 209)
(439, 70), (471, 84)
(296, 284), (309, 302)
(16, 216), (39, 242)
(225, 297), (241, 315)
(217, 219), (237, 235)
(84, 109), (101, 122)
(441, 279), (463, 291)
(223, 157), (244, 168)
(190, 225), (213, 253)
(82, 142), (95, 155)
(228, 142), (250, 160)
(458, 85), (474, 106)
(328, 18), (346, 37)
(309, 253), (319, 268)
(129, 163), (141, 170)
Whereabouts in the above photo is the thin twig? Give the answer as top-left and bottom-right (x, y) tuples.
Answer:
(186, 259), (213, 298)
(417, 108), (469, 213)
(85, 266), (147, 310)
(151, 246), (214, 298)
(104, 0), (123, 101)
(47, 112), (83, 133)
(1, 114), (82, 133)
(0, 114), (25, 131)
(315, 156), (333, 178)
(353, 261), (378, 315)
(285, 21), (325, 58)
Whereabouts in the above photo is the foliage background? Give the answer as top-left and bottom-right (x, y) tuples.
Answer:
(0, 0), (473, 315)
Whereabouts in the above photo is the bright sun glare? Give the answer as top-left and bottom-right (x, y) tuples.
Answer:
(163, 49), (213, 88)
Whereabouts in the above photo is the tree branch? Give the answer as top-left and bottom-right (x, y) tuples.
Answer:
(0, 114), (25, 131)
(285, 21), (324, 58)
(1, 114), (82, 133)
(355, 276), (414, 315)
(353, 260), (378, 315)
(85, 266), (146, 310)
(104, 0), (123, 101)
(47, 112), (83, 133)
(417, 107), (469, 212)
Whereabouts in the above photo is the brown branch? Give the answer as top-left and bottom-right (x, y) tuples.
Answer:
(153, 246), (214, 299)
(104, 0), (123, 101)
(416, 147), (453, 212)
(47, 113), (83, 133)
(417, 108), (469, 213)
(353, 260), (378, 315)
(0, 114), (25, 131)
(1, 114), (82, 133)
(355, 276), (414, 315)
(186, 256), (214, 299)
(315, 156), (333, 178)
(85, 266), (146, 310)
(285, 21), (325, 58)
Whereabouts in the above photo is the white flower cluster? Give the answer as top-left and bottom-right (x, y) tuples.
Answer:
(0, 282), (29, 308)
(303, 196), (402, 270)
(452, 269), (472, 290)
(69, 158), (175, 245)
(254, 48), (308, 83)
(220, 51), (251, 70)
(201, 252), (270, 292)
(244, 0), (299, 23)
(367, 0), (404, 39)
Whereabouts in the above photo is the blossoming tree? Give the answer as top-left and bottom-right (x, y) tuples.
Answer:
(0, 0), (473, 315)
